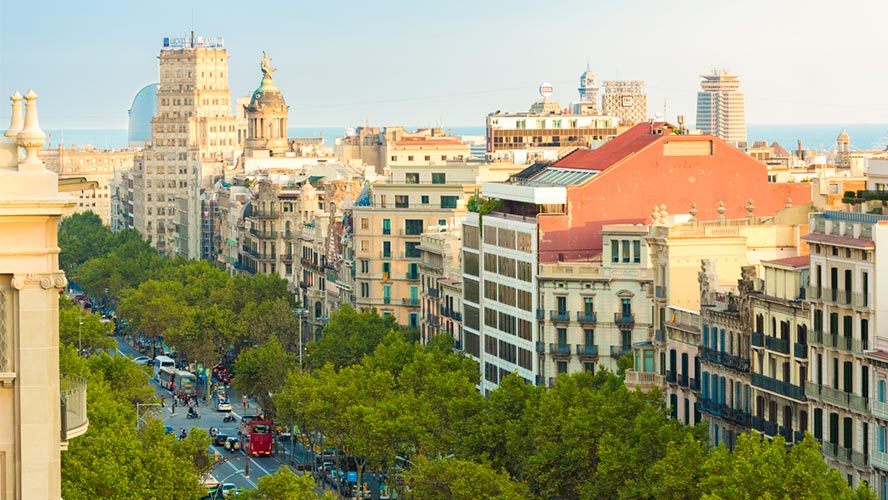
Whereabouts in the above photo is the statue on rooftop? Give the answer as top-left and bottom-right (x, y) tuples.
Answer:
(260, 51), (276, 78)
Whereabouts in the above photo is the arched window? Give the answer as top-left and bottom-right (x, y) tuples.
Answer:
(315, 301), (322, 319)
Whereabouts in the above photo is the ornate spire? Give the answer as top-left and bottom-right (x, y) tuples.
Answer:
(16, 90), (46, 170)
(5, 91), (23, 139)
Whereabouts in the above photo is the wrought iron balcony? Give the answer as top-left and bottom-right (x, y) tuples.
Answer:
(689, 377), (699, 391)
(811, 329), (867, 354)
(614, 312), (635, 324)
(805, 382), (868, 412)
(665, 370), (677, 384)
(401, 298), (420, 306)
(610, 345), (630, 359)
(873, 450), (888, 472)
(60, 373), (88, 442)
(428, 288), (439, 298)
(793, 343), (808, 358)
(536, 341), (545, 353)
(576, 312), (597, 323)
(536, 309), (545, 320)
(873, 400), (888, 420)
(751, 332), (764, 347)
(550, 311), (570, 322)
(679, 373), (688, 387)
(549, 343), (571, 356)
(654, 329), (664, 343)
(765, 335), (790, 355)
(751, 373), (806, 401)
(575, 344), (599, 357)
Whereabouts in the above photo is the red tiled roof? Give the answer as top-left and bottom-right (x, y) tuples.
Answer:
(764, 255), (810, 268)
(552, 122), (674, 171)
(866, 350), (888, 362)
(801, 232), (874, 248)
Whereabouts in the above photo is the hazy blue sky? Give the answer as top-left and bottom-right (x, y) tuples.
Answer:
(2, 0), (887, 130)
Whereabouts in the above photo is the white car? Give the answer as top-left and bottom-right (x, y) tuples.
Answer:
(217, 397), (232, 412)
(132, 356), (152, 365)
(221, 483), (239, 498)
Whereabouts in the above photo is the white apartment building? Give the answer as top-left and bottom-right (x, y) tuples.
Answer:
(695, 69), (747, 146)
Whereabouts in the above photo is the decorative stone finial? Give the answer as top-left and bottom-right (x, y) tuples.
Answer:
(16, 90), (46, 169)
(659, 203), (668, 221)
(651, 205), (661, 225)
(689, 202), (698, 221)
(716, 200), (726, 221)
(746, 199), (755, 217)
(785, 197), (793, 209)
(5, 91), (23, 139)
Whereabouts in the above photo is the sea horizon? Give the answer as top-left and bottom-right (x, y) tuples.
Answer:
(41, 123), (888, 153)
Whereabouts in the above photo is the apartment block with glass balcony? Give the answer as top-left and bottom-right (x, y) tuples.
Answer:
(749, 256), (811, 446)
(663, 306), (703, 426)
(353, 165), (475, 327)
(418, 230), (462, 347)
(804, 210), (888, 490)
(867, 351), (888, 497)
(697, 261), (753, 450)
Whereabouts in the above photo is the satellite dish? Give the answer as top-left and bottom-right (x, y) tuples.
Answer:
(539, 82), (554, 99)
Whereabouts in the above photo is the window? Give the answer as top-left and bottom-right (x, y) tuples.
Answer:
(633, 240), (641, 263)
(440, 196), (458, 209)
(432, 173), (446, 184)
(390, 155), (397, 161)
(405, 241), (421, 258)
(404, 219), (424, 236)
(360, 282), (369, 298)
(360, 240), (369, 252)
(424, 156), (431, 161)
(584, 297), (594, 315)
(612, 241), (620, 263)
(395, 195), (409, 208)
(382, 219), (391, 235)
(584, 329), (595, 347)
(557, 328), (567, 345)
(382, 262), (391, 276)
(556, 296), (567, 313)
(405, 173), (419, 184)
(407, 263), (419, 280)
(557, 361), (568, 374)
(407, 156), (414, 161)
(360, 260), (369, 273)
(421, 195), (429, 205)
(361, 218), (369, 229)
(622, 240), (630, 263)
(382, 241), (391, 258)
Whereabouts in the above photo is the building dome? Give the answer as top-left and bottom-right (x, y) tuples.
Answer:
(838, 129), (850, 143)
(128, 83), (158, 148)
(249, 78), (286, 109)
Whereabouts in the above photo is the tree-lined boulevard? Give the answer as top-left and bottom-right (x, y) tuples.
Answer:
(57, 212), (877, 499)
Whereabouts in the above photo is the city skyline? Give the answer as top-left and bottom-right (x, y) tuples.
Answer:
(3, 0), (888, 130)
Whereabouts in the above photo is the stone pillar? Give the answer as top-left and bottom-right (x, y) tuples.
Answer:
(0, 90), (75, 500)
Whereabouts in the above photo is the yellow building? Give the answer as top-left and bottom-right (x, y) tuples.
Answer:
(38, 145), (135, 226)
(0, 90), (85, 499)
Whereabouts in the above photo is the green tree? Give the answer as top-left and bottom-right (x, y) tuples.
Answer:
(240, 466), (336, 500)
(403, 456), (534, 500)
(305, 304), (398, 370)
(699, 433), (876, 500)
(233, 336), (295, 413)
(239, 297), (300, 351)
(58, 211), (111, 271)
(117, 280), (189, 344)
(59, 297), (115, 353)
(167, 304), (242, 372)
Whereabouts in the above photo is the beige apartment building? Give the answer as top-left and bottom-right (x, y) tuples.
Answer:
(1, 91), (86, 499)
(131, 35), (237, 257)
(39, 145), (135, 226)
(335, 126), (470, 174)
(418, 230), (463, 345)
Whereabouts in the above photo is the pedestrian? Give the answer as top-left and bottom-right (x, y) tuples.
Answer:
(243, 396), (248, 409)
(172, 398), (177, 413)
(160, 395), (165, 407)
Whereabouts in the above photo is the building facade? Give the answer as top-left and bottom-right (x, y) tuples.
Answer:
(600, 80), (647, 126)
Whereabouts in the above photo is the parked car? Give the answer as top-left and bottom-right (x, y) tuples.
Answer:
(221, 483), (239, 498)
(132, 356), (152, 365)
(213, 433), (228, 447)
(216, 397), (232, 412)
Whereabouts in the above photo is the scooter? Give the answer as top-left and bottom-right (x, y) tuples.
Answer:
(186, 408), (201, 419)
(223, 413), (235, 423)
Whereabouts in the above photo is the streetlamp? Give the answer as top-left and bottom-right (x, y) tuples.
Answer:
(78, 306), (83, 356)
(291, 307), (306, 369)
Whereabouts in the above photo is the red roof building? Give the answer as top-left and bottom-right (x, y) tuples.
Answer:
(483, 122), (812, 262)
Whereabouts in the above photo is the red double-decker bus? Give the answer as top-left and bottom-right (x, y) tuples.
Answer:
(239, 416), (273, 456)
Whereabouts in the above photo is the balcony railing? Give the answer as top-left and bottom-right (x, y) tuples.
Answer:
(536, 341), (545, 353)
(751, 373), (806, 401)
(428, 288), (440, 298)
(666, 370), (677, 384)
(751, 332), (764, 347)
(402, 298), (419, 306)
(873, 450), (888, 472)
(654, 329), (665, 343)
(689, 377), (699, 391)
(550, 311), (570, 322)
(765, 336), (790, 355)
(624, 371), (665, 390)
(406, 272), (419, 280)
(873, 400), (888, 420)
(60, 373), (88, 442)
(549, 343), (571, 356)
(249, 227), (277, 239)
(575, 344), (599, 357)
(452, 311), (462, 321)
(576, 312), (597, 323)
(805, 382), (869, 412)
(679, 373), (688, 387)
(793, 343), (808, 358)
(614, 312), (635, 324)
(811, 329), (867, 354)
(655, 285), (665, 298)
(822, 442), (868, 468)
(536, 309), (545, 320)
(610, 345), (630, 359)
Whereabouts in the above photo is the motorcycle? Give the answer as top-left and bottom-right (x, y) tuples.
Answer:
(186, 407), (200, 419)
(223, 413), (235, 423)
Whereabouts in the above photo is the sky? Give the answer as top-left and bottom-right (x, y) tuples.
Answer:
(2, 0), (888, 130)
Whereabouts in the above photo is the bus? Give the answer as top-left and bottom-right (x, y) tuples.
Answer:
(153, 355), (176, 380)
(239, 416), (273, 456)
(156, 365), (178, 391)
(173, 369), (197, 398)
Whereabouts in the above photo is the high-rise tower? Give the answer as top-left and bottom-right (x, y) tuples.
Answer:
(574, 66), (600, 115)
(695, 69), (747, 146)
(131, 34), (238, 257)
